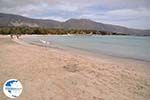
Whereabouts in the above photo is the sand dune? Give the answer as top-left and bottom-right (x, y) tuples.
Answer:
(0, 36), (150, 100)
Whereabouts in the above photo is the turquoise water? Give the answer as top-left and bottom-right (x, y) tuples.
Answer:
(23, 35), (150, 61)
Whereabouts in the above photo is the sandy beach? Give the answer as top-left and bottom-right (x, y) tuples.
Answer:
(0, 35), (150, 100)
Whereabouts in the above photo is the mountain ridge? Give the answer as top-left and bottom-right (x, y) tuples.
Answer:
(0, 13), (150, 36)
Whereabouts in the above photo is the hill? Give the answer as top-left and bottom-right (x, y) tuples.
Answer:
(0, 13), (149, 36)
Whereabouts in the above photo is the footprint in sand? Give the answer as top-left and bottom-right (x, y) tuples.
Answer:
(63, 63), (79, 72)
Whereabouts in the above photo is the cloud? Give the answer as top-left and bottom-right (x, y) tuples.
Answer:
(79, 7), (150, 29)
(0, 0), (150, 29)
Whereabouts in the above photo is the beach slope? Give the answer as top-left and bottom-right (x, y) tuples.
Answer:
(0, 36), (150, 100)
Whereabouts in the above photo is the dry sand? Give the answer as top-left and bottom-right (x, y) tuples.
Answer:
(0, 36), (150, 100)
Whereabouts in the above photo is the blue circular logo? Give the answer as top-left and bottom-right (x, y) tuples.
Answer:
(3, 79), (23, 98)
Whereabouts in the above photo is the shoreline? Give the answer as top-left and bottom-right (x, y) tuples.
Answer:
(0, 35), (150, 100)
(21, 35), (150, 63)
(20, 35), (150, 74)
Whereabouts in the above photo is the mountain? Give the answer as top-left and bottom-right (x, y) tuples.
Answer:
(0, 13), (61, 28)
(63, 19), (150, 36)
(0, 13), (150, 36)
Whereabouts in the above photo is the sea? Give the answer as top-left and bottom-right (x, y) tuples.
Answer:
(22, 35), (150, 62)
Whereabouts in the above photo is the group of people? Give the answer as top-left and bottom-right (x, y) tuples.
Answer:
(10, 34), (21, 39)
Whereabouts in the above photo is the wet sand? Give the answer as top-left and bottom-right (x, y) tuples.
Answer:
(0, 35), (150, 100)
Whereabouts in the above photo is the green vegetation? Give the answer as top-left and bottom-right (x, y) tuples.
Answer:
(0, 27), (127, 35)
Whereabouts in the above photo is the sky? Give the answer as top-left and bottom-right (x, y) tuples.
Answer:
(0, 0), (150, 29)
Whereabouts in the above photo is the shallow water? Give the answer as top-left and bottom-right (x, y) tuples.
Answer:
(22, 35), (150, 62)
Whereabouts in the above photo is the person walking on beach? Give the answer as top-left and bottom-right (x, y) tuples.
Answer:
(16, 34), (21, 39)
(10, 34), (13, 39)
(16, 34), (19, 39)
